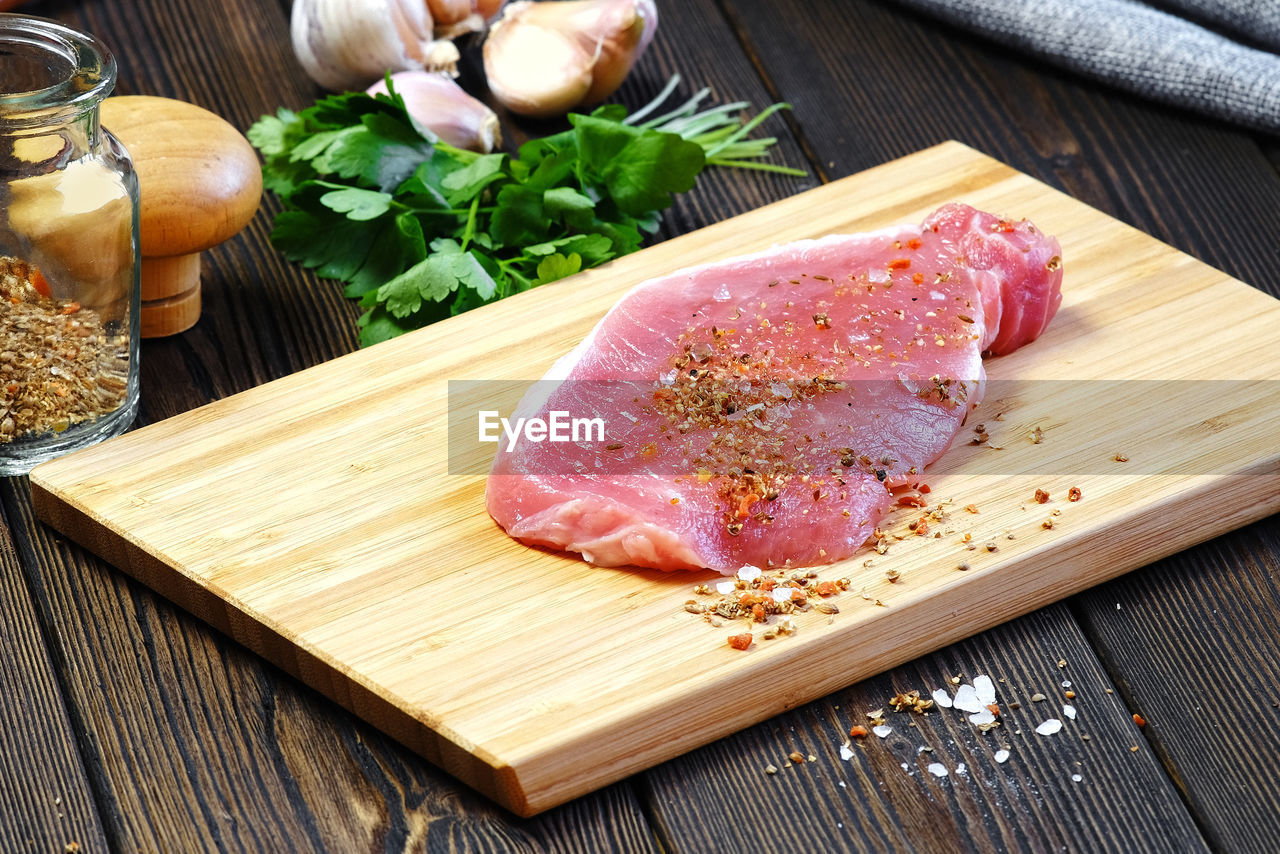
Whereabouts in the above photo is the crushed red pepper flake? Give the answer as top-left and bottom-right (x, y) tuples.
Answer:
(1068, 487), (1082, 502)
(1034, 488), (1051, 504)
(727, 633), (753, 650)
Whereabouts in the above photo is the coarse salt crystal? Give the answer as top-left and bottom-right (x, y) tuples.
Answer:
(713, 283), (732, 301)
(1061, 680), (1072, 688)
(994, 749), (1010, 763)
(840, 744), (854, 761)
(873, 725), (892, 738)
(973, 675), (996, 705)
(955, 763), (967, 775)
(901, 762), (910, 772)
(927, 762), (949, 778)
(771, 588), (794, 603)
(1063, 705), (1077, 720)
(968, 709), (995, 726)
(869, 268), (889, 283)
(1072, 774), (1083, 783)
(931, 688), (953, 708)
(953, 684), (985, 713)
(1036, 719), (1063, 736)
(737, 565), (762, 581)
(716, 581), (736, 595)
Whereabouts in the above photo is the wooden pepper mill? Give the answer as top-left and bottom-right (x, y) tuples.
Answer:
(100, 96), (262, 337)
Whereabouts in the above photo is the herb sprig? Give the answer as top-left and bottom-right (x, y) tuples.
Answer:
(248, 79), (801, 346)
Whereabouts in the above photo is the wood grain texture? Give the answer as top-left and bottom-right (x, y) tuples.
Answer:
(726, 2), (1280, 848)
(644, 603), (1207, 853)
(30, 143), (1280, 814)
(4, 0), (1279, 847)
(0, 480), (107, 854)
(3, 0), (665, 849)
(1072, 519), (1280, 853)
(3, 476), (661, 852)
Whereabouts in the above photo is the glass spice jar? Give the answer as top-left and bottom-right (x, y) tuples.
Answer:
(0, 14), (140, 474)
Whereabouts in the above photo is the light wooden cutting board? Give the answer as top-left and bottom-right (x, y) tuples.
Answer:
(30, 141), (1280, 815)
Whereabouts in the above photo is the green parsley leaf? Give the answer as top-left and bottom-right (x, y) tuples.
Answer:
(319, 186), (395, 221)
(543, 186), (596, 229)
(533, 252), (583, 285)
(249, 75), (802, 346)
(440, 153), (507, 205)
(489, 184), (548, 246)
(571, 115), (705, 215)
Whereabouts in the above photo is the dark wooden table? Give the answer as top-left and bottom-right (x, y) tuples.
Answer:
(4, 0), (1279, 851)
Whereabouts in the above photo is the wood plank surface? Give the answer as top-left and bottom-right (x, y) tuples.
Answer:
(6, 466), (661, 850)
(30, 141), (1280, 815)
(725, 2), (1280, 847)
(1072, 521), (1280, 853)
(4, 0), (1279, 847)
(0, 479), (108, 853)
(3, 0), (810, 848)
(644, 603), (1207, 853)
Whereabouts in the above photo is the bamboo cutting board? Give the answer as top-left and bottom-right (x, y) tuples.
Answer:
(30, 142), (1280, 815)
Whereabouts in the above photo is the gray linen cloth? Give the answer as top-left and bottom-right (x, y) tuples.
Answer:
(891, 0), (1280, 132)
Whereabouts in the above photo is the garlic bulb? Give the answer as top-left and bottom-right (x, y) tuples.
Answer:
(482, 0), (658, 118)
(367, 71), (502, 152)
(292, 0), (508, 92)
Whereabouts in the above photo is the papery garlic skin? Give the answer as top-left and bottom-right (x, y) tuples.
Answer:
(367, 71), (503, 152)
(476, 0), (509, 20)
(427, 0), (474, 25)
(292, 0), (462, 92)
(483, 0), (659, 118)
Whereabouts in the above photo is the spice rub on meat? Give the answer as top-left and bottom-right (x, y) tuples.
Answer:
(485, 203), (1063, 572)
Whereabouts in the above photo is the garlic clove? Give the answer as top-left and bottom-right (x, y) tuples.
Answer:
(475, 0), (509, 21)
(426, 0), (474, 25)
(482, 0), (658, 117)
(368, 71), (502, 152)
(291, 0), (462, 92)
(483, 19), (594, 118)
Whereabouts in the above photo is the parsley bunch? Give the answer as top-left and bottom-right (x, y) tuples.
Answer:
(248, 79), (800, 346)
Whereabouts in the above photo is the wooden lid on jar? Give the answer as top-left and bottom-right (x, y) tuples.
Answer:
(100, 95), (262, 336)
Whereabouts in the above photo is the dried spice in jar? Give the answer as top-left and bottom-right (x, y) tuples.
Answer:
(0, 15), (140, 473)
(0, 256), (129, 442)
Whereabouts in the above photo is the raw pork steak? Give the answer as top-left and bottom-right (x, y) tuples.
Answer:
(486, 203), (1062, 572)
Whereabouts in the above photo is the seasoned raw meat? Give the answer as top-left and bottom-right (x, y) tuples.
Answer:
(486, 203), (1062, 572)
